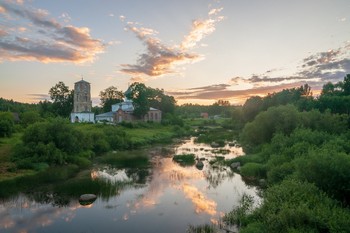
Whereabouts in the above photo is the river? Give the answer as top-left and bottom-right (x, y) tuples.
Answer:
(0, 137), (261, 233)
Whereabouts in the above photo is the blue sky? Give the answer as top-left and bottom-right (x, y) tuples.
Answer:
(1, 0), (350, 105)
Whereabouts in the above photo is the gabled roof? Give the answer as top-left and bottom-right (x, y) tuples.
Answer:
(96, 111), (114, 117)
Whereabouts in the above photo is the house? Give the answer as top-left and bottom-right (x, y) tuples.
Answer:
(96, 87), (162, 123)
(200, 112), (209, 119)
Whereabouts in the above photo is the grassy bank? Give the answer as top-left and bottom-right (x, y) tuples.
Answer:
(0, 121), (191, 182)
(0, 133), (36, 180)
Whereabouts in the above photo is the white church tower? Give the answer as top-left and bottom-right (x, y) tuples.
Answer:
(70, 79), (95, 123)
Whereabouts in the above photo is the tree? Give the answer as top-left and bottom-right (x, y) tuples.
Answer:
(0, 112), (14, 137)
(21, 111), (42, 127)
(126, 82), (176, 118)
(126, 83), (150, 118)
(242, 96), (263, 122)
(49, 81), (73, 117)
(343, 74), (350, 95)
(99, 86), (124, 112)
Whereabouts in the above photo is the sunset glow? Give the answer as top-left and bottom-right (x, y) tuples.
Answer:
(1, 0), (349, 105)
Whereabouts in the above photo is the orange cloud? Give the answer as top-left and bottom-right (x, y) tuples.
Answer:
(121, 24), (200, 77)
(182, 184), (217, 216)
(120, 6), (224, 78)
(0, 1), (104, 63)
(181, 8), (224, 50)
(0, 5), (5, 13)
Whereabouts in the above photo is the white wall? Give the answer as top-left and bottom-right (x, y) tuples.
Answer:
(70, 113), (95, 123)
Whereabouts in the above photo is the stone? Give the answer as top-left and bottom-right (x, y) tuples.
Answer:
(79, 194), (97, 206)
(196, 161), (204, 170)
(230, 162), (241, 169)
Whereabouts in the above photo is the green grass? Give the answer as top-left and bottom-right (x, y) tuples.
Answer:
(184, 118), (230, 127)
(125, 126), (174, 146)
(0, 133), (36, 181)
(173, 153), (196, 166)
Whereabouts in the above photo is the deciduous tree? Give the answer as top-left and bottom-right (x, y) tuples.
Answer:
(99, 86), (124, 112)
(49, 81), (73, 117)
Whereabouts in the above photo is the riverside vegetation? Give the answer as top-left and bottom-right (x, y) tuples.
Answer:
(1, 75), (350, 233)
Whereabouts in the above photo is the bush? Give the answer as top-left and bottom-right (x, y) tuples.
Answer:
(173, 154), (195, 166)
(295, 147), (350, 205)
(241, 105), (299, 147)
(256, 179), (350, 233)
(0, 112), (15, 137)
(240, 163), (266, 179)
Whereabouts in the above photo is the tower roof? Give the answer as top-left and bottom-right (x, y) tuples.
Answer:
(75, 79), (90, 84)
(124, 85), (132, 96)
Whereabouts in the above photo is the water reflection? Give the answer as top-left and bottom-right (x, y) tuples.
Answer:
(0, 137), (260, 233)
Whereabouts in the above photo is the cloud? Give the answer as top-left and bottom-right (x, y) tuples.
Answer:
(0, 5), (5, 13)
(59, 12), (71, 23)
(120, 6), (224, 79)
(27, 93), (50, 101)
(172, 41), (350, 105)
(0, 1), (104, 63)
(169, 82), (306, 103)
(246, 75), (317, 84)
(181, 8), (224, 50)
(120, 24), (201, 77)
(297, 44), (350, 82)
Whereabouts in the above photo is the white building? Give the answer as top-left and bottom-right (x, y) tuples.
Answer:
(96, 87), (161, 123)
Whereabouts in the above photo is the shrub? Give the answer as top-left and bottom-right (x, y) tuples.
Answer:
(240, 163), (266, 179)
(173, 154), (195, 166)
(0, 112), (15, 137)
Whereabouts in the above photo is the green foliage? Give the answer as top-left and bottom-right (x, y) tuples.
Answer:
(173, 153), (196, 166)
(0, 98), (38, 113)
(295, 147), (350, 204)
(242, 96), (263, 122)
(20, 111), (42, 127)
(240, 163), (266, 179)
(127, 82), (176, 117)
(49, 81), (73, 117)
(224, 194), (255, 228)
(99, 86), (124, 112)
(161, 113), (184, 126)
(12, 118), (85, 167)
(195, 127), (233, 146)
(187, 224), (217, 233)
(252, 179), (350, 233)
(241, 84), (313, 122)
(0, 112), (15, 137)
(98, 151), (149, 168)
(241, 105), (299, 147)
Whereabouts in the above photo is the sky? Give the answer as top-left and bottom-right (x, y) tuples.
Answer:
(1, 0), (350, 106)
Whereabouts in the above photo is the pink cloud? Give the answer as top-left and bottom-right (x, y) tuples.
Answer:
(120, 6), (224, 78)
(0, 1), (104, 63)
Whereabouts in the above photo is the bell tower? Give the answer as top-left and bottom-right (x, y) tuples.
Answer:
(73, 79), (92, 112)
(70, 78), (94, 123)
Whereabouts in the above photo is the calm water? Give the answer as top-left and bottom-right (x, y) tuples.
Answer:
(0, 137), (260, 233)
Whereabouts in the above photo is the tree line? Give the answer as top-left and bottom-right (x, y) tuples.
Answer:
(223, 74), (350, 233)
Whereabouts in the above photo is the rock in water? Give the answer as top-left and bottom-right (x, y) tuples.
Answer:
(79, 194), (97, 206)
(196, 161), (204, 170)
(230, 162), (241, 169)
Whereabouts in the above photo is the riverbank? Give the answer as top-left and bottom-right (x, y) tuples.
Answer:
(0, 121), (192, 182)
(0, 133), (36, 181)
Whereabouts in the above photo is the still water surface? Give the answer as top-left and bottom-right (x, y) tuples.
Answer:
(0, 138), (260, 233)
